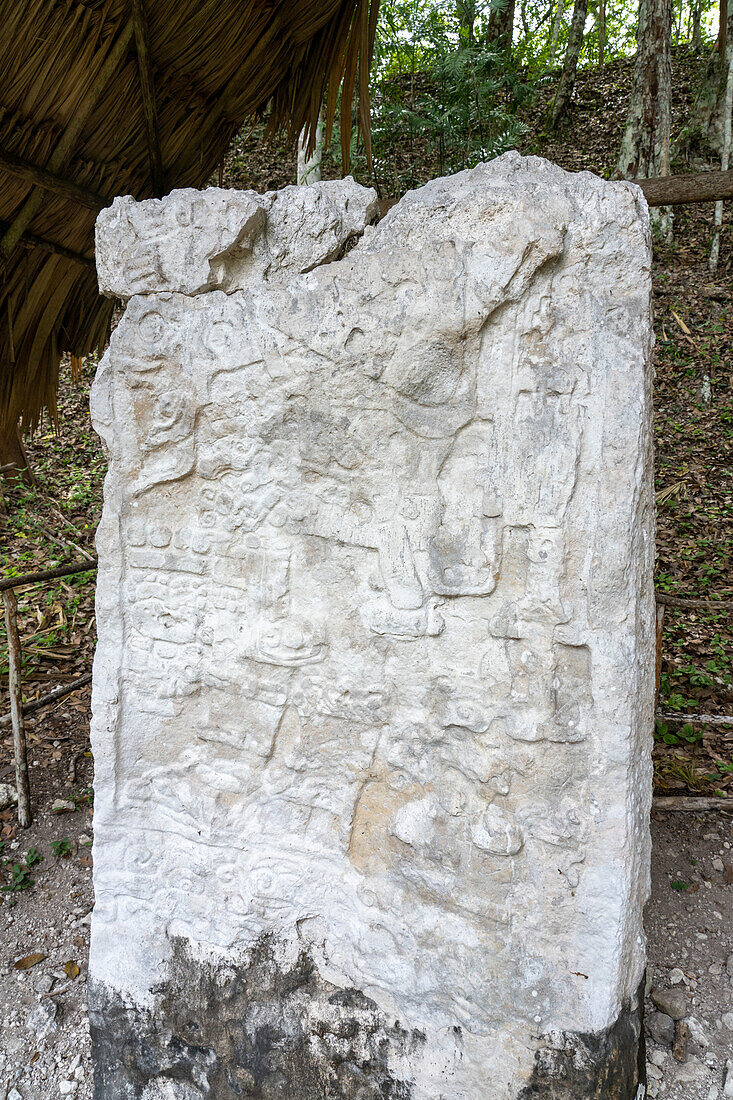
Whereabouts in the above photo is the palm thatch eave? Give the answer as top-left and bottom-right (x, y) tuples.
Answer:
(0, 0), (378, 434)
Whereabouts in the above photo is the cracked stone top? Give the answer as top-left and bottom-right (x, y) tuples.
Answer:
(95, 177), (379, 298)
(89, 153), (655, 1099)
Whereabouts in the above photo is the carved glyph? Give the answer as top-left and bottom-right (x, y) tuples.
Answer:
(90, 155), (655, 1099)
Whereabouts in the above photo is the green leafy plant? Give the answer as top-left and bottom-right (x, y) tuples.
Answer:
(51, 837), (73, 859)
(655, 719), (701, 746)
(2, 863), (35, 892)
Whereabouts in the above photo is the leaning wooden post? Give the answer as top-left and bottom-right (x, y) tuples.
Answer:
(3, 589), (31, 827)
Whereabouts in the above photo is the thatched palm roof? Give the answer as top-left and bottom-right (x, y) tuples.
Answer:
(0, 0), (378, 433)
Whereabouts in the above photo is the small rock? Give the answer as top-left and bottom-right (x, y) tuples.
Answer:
(651, 987), (687, 1021)
(77, 833), (92, 847)
(669, 967), (685, 985)
(649, 1049), (667, 1068)
(647, 1010), (676, 1045)
(726, 955), (733, 978)
(50, 799), (76, 814)
(0, 782), (18, 811)
(722, 1012), (733, 1032)
(32, 971), (54, 994)
(647, 1063), (663, 1081)
(58, 1082), (77, 1096)
(712, 856), (724, 872)
(674, 1056), (708, 1085)
(27, 1000), (57, 1041)
(688, 1015), (710, 1052)
(8, 1089), (24, 1100)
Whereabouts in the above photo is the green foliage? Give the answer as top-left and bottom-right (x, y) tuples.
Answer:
(372, 46), (529, 189)
(2, 847), (43, 893)
(51, 837), (73, 859)
(655, 719), (702, 746)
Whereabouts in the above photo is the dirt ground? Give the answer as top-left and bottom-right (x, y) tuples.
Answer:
(0, 731), (731, 1098)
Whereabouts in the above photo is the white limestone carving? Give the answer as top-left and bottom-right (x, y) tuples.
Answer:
(90, 154), (655, 1098)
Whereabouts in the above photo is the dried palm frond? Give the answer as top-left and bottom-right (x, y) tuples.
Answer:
(0, 0), (379, 433)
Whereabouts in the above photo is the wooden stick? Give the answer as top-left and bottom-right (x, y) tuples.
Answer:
(0, 148), (106, 212)
(0, 672), (92, 729)
(656, 591), (733, 611)
(658, 710), (733, 726)
(654, 796), (732, 811)
(0, 558), (97, 592)
(132, 0), (164, 197)
(3, 590), (32, 827)
(0, 18), (133, 260)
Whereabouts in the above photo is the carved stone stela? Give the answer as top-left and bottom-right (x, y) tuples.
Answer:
(89, 155), (655, 1099)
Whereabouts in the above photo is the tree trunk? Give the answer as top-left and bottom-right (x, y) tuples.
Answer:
(0, 422), (34, 487)
(297, 114), (324, 187)
(548, 0), (566, 64)
(616, 0), (672, 179)
(691, 0), (702, 49)
(719, 0), (729, 56)
(598, 0), (606, 68)
(549, 0), (589, 128)
(458, 0), (476, 44)
(486, 0), (516, 54)
(710, 49), (733, 271)
(684, 0), (733, 157)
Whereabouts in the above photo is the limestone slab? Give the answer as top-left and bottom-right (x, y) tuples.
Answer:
(89, 154), (655, 1099)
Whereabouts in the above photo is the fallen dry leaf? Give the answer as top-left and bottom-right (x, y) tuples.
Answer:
(12, 952), (46, 970)
(63, 960), (80, 980)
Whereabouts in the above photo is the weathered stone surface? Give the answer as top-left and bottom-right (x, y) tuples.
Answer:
(89, 152), (655, 1099)
(95, 178), (378, 298)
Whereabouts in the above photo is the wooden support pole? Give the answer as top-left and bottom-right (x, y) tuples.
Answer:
(654, 796), (732, 811)
(3, 590), (32, 828)
(656, 590), (733, 611)
(0, 149), (106, 211)
(658, 710), (733, 726)
(636, 167), (733, 206)
(0, 18), (133, 261)
(0, 423), (35, 487)
(132, 0), (164, 197)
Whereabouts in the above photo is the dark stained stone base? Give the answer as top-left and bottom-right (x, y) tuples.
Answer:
(89, 935), (421, 1099)
(516, 975), (646, 1099)
(90, 937), (645, 1100)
